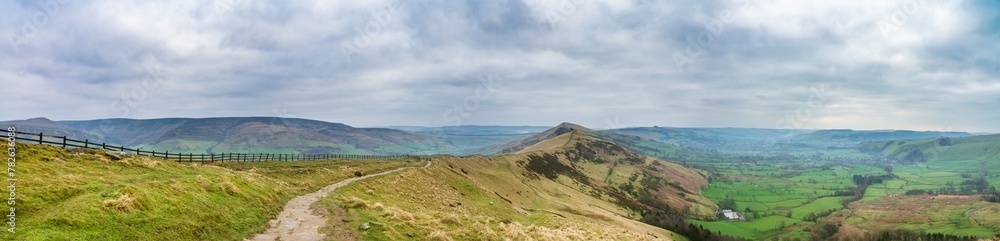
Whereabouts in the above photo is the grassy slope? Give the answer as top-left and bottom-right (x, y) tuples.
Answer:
(327, 155), (689, 240)
(3, 144), (420, 240)
(323, 131), (721, 240)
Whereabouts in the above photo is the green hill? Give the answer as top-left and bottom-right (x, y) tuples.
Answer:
(15, 117), (457, 155)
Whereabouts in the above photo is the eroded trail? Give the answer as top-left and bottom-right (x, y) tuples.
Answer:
(246, 160), (431, 241)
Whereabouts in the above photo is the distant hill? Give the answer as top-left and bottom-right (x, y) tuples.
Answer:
(1, 117), (103, 141)
(788, 129), (972, 147)
(608, 127), (973, 150)
(608, 127), (810, 150)
(860, 133), (1000, 165)
(3, 117), (462, 155)
(384, 125), (549, 154)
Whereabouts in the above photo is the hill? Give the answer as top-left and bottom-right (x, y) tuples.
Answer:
(608, 127), (809, 150)
(1, 117), (103, 141)
(384, 125), (549, 154)
(511, 128), (717, 216)
(16, 117), (457, 155)
(322, 123), (741, 240)
(861, 133), (1000, 166)
(790, 129), (972, 147)
(487, 122), (698, 159)
(608, 127), (973, 150)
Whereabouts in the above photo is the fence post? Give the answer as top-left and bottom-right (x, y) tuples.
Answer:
(84, 139), (89, 148)
(102, 143), (106, 150)
(188, 153), (193, 162)
(38, 132), (43, 144)
(62, 136), (67, 148)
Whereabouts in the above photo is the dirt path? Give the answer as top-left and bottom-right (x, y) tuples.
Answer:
(246, 160), (431, 241)
(968, 206), (987, 225)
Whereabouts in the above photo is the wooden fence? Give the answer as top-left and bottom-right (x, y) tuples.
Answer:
(2, 129), (410, 163)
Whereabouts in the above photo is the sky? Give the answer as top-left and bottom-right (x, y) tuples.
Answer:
(1, 0), (998, 132)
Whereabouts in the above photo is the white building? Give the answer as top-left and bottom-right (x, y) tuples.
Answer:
(718, 210), (743, 221)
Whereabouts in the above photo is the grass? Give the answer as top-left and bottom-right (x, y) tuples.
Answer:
(790, 197), (842, 220)
(325, 155), (688, 240)
(693, 146), (1000, 240)
(689, 216), (804, 239)
(2, 143), (419, 240)
(845, 195), (999, 238)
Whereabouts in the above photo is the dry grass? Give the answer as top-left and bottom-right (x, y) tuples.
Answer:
(840, 194), (999, 238)
(327, 155), (682, 240)
(973, 205), (1000, 229)
(3, 143), (421, 241)
(103, 193), (141, 213)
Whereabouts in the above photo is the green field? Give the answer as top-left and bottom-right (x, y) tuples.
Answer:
(689, 137), (1000, 240)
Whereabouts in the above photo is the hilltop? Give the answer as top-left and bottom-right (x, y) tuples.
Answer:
(489, 122), (594, 154)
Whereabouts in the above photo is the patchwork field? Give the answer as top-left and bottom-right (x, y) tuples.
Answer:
(691, 144), (1000, 240)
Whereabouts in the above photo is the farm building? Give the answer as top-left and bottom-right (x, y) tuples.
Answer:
(717, 209), (744, 221)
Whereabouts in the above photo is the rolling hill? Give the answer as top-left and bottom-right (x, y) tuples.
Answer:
(861, 133), (1000, 166)
(1, 117), (103, 141)
(384, 125), (550, 154)
(608, 127), (809, 150)
(326, 123), (738, 240)
(1, 117), (549, 155)
(789, 129), (972, 147)
(0, 117), (461, 155)
(609, 127), (974, 150)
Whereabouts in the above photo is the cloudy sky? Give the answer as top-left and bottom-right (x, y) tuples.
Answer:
(2, 0), (998, 132)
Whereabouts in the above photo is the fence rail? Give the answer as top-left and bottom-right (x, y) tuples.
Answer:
(2, 129), (410, 163)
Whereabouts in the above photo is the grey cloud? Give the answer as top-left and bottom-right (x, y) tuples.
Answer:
(0, 0), (997, 132)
